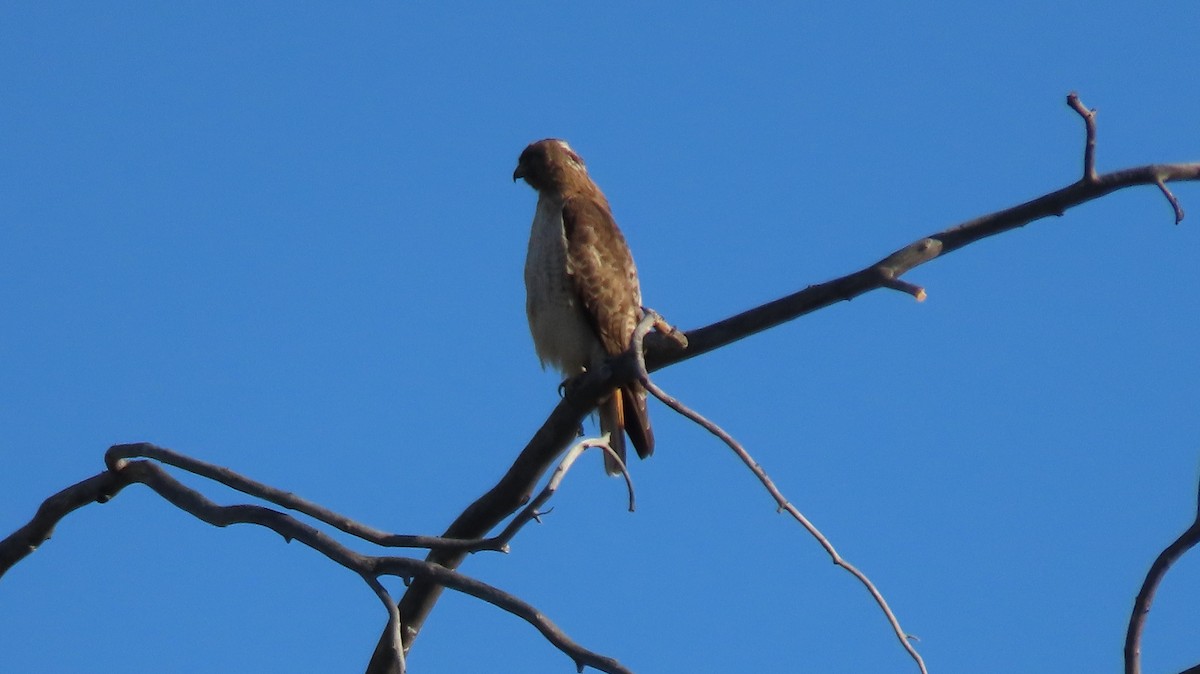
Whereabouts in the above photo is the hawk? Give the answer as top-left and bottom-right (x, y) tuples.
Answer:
(513, 139), (653, 475)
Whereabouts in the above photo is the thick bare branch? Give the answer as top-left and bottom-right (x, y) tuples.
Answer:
(0, 471), (128, 579)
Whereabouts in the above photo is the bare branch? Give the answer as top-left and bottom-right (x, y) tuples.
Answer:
(1156, 176), (1185, 224)
(487, 437), (635, 552)
(881, 277), (928, 301)
(0, 471), (128, 579)
(4, 454), (633, 674)
(382, 368), (619, 664)
(573, 436), (635, 514)
(643, 157), (1199, 372)
(388, 94), (1200, 660)
(374, 556), (634, 674)
(105, 443), (498, 554)
(1067, 92), (1099, 183)
(632, 312), (929, 674)
(1124, 474), (1200, 674)
(643, 90), (1197, 372)
(364, 576), (406, 674)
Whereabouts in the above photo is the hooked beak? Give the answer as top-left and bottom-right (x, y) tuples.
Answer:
(512, 165), (524, 183)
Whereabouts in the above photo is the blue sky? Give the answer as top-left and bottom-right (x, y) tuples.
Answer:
(2, 3), (1198, 673)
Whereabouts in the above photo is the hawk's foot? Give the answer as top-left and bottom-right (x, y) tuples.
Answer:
(641, 307), (688, 349)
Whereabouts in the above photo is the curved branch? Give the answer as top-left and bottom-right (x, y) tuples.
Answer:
(364, 575), (406, 673)
(1124, 475), (1200, 674)
(106, 443), (499, 554)
(3, 456), (633, 674)
(125, 458), (632, 674)
(488, 437), (635, 552)
(374, 556), (633, 674)
(0, 471), (128, 579)
(1155, 176), (1186, 224)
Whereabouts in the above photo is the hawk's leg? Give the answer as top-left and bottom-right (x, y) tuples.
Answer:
(557, 374), (587, 438)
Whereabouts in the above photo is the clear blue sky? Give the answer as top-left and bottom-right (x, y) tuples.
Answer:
(2, 3), (1198, 673)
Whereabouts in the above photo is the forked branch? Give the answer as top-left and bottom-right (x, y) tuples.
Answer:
(642, 94), (1197, 372)
(2, 443), (635, 674)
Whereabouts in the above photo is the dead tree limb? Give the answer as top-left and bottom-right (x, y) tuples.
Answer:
(381, 93), (1199, 671)
(1, 442), (635, 674)
(1124, 473), (1200, 674)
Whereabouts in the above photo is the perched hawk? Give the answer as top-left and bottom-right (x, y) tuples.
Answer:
(513, 139), (653, 475)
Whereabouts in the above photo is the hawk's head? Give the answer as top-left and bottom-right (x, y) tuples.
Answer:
(513, 139), (587, 192)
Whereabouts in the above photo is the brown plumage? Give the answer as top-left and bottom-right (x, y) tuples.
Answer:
(513, 139), (654, 475)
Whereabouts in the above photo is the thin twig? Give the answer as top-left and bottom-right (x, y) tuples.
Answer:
(881, 277), (928, 301)
(488, 437), (635, 551)
(1155, 176), (1186, 224)
(630, 312), (928, 674)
